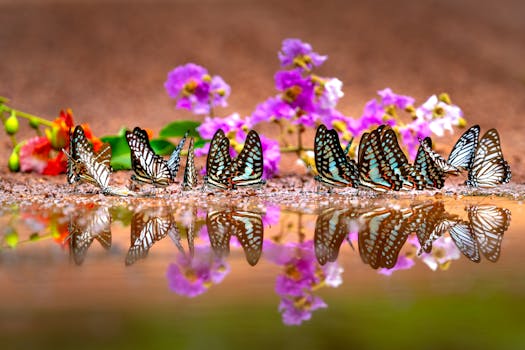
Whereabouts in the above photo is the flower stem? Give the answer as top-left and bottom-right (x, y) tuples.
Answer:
(0, 102), (54, 127)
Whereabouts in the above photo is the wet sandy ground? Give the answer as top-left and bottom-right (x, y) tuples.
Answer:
(0, 0), (524, 183)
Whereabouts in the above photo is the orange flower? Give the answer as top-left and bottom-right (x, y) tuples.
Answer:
(81, 123), (104, 153)
(47, 109), (75, 150)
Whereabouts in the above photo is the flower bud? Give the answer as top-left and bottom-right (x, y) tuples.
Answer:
(8, 150), (20, 172)
(4, 229), (19, 248)
(29, 117), (40, 129)
(438, 93), (451, 104)
(4, 112), (19, 135)
(46, 125), (68, 150)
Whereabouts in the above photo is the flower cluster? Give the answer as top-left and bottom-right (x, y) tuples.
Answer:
(1, 100), (103, 175)
(166, 245), (230, 297)
(165, 63), (230, 115)
(265, 240), (343, 326)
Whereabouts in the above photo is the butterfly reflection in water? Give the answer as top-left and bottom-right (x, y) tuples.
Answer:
(206, 209), (264, 266)
(68, 206), (112, 265)
(313, 202), (511, 268)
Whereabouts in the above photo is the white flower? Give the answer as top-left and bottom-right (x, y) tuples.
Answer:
(319, 78), (344, 110)
(416, 95), (463, 137)
(419, 236), (461, 271)
(323, 262), (344, 287)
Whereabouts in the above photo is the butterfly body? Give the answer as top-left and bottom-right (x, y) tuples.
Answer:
(182, 137), (198, 190)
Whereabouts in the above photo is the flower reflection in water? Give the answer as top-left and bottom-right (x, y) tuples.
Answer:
(167, 246), (230, 298)
(266, 240), (343, 326)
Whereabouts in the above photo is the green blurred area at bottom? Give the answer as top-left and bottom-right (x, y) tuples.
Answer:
(1, 293), (524, 350)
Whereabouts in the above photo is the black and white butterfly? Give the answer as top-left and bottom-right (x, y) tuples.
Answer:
(358, 208), (411, 269)
(125, 209), (173, 265)
(358, 128), (402, 192)
(126, 127), (173, 187)
(206, 209), (264, 266)
(465, 129), (511, 188)
(182, 137), (198, 190)
(68, 206), (112, 266)
(467, 205), (510, 262)
(420, 125), (480, 175)
(64, 125), (112, 188)
(414, 137), (445, 189)
(167, 130), (189, 179)
(314, 124), (359, 189)
(314, 208), (358, 265)
(204, 129), (265, 190)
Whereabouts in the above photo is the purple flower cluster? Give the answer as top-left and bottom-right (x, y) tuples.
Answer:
(165, 63), (230, 115)
(166, 246), (229, 297)
(165, 38), (467, 177)
(265, 240), (343, 326)
(250, 39), (346, 129)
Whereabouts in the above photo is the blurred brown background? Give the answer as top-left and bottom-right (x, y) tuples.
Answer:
(1, 0), (524, 179)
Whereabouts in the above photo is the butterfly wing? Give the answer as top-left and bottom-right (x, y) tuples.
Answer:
(414, 138), (445, 189)
(205, 129), (233, 189)
(449, 221), (480, 263)
(447, 125), (480, 170)
(182, 137), (198, 190)
(167, 130), (189, 179)
(206, 210), (233, 258)
(380, 128), (423, 189)
(232, 211), (264, 266)
(358, 129), (402, 191)
(466, 129), (511, 188)
(126, 127), (172, 187)
(230, 130), (265, 188)
(314, 125), (359, 188)
(420, 138), (461, 175)
(314, 208), (356, 265)
(125, 210), (172, 265)
(468, 205), (511, 262)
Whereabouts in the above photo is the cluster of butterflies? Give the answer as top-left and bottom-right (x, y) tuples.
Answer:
(66, 201), (510, 269)
(64, 125), (265, 196)
(67, 205), (264, 267)
(315, 202), (511, 268)
(314, 123), (512, 191)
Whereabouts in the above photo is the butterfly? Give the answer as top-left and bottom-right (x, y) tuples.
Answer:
(204, 129), (265, 190)
(465, 129), (511, 188)
(314, 124), (359, 189)
(206, 209), (264, 266)
(467, 205), (510, 262)
(358, 128), (402, 192)
(420, 125), (480, 175)
(64, 125), (112, 188)
(204, 129), (233, 190)
(230, 130), (266, 188)
(314, 208), (358, 265)
(182, 137), (198, 190)
(125, 209), (173, 265)
(358, 208), (411, 269)
(68, 207), (112, 265)
(414, 137), (445, 189)
(378, 127), (425, 190)
(126, 127), (173, 187)
(167, 130), (189, 179)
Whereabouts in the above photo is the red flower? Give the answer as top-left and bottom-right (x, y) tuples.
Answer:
(19, 136), (52, 173)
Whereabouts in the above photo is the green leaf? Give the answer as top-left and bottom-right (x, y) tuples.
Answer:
(101, 135), (129, 156)
(110, 152), (131, 170)
(194, 138), (208, 150)
(151, 138), (175, 156)
(159, 121), (201, 138)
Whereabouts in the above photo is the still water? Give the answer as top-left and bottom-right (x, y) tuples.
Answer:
(1, 194), (524, 349)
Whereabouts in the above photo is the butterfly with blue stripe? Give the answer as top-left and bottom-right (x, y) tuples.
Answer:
(314, 124), (359, 189)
